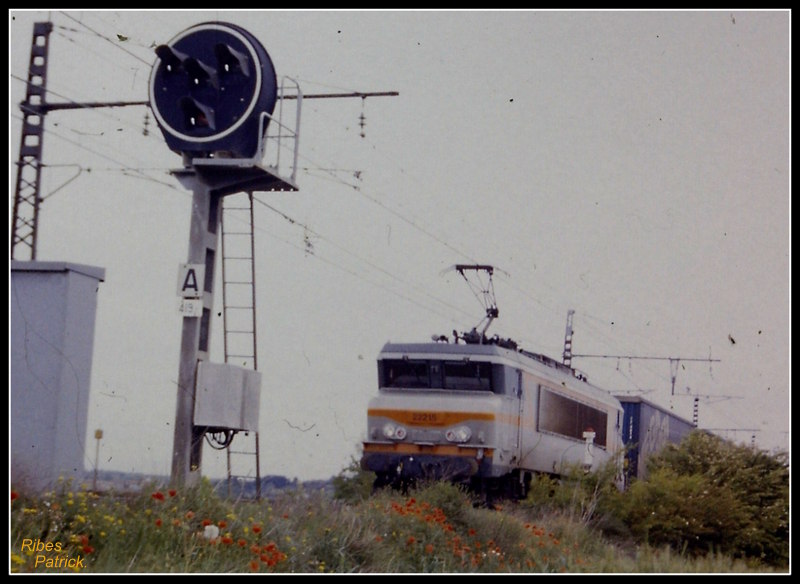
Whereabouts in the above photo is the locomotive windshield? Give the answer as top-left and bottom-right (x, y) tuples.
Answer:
(379, 358), (498, 393)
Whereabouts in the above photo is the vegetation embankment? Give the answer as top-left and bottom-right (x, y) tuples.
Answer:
(10, 432), (788, 573)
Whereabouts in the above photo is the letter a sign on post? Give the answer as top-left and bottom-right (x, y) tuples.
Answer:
(178, 263), (205, 317)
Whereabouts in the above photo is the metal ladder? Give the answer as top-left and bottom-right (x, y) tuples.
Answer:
(220, 191), (262, 500)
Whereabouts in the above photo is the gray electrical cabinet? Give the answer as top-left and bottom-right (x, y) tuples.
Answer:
(193, 361), (261, 431)
(10, 261), (105, 492)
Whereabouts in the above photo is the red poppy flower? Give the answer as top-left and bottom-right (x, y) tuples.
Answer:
(168, 489), (177, 497)
(151, 492), (165, 501)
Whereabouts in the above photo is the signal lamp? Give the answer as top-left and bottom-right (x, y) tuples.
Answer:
(149, 22), (278, 159)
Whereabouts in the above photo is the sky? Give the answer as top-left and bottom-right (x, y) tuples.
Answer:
(8, 9), (790, 482)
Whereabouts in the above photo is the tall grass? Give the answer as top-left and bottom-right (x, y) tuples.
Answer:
(10, 477), (783, 573)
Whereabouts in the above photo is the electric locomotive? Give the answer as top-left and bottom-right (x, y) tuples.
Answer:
(361, 266), (624, 499)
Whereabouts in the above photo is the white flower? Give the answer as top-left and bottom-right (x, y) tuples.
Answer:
(203, 524), (220, 540)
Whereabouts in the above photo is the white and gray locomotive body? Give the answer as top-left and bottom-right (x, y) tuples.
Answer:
(361, 338), (624, 499)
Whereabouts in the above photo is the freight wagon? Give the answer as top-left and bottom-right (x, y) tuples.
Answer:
(615, 395), (695, 485)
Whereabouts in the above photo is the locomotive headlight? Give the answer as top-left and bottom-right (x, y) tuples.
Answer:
(445, 426), (472, 443)
(383, 423), (408, 440)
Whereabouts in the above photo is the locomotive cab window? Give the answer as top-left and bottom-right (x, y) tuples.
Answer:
(538, 387), (608, 447)
(379, 359), (499, 393)
(443, 361), (492, 391)
(380, 359), (431, 388)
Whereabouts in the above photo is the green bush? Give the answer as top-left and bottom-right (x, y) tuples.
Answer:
(621, 432), (789, 566)
(522, 460), (625, 528)
(622, 468), (749, 553)
(331, 457), (375, 504)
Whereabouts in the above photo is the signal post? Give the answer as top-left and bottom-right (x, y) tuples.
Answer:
(149, 21), (394, 487)
(148, 22), (299, 487)
(171, 176), (219, 485)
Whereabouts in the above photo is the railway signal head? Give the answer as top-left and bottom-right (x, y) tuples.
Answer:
(149, 22), (278, 159)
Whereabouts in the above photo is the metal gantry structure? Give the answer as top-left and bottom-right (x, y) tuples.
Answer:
(561, 311), (767, 447)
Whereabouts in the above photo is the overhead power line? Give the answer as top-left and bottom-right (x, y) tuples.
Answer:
(59, 12), (153, 66)
(571, 352), (721, 396)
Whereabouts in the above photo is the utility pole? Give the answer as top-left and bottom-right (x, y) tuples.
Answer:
(11, 22), (53, 261)
(562, 309), (575, 366)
